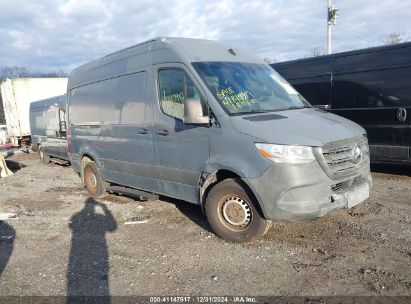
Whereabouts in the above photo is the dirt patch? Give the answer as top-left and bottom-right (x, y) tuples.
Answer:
(358, 267), (411, 293)
(45, 186), (84, 193)
(0, 152), (410, 297)
(2, 199), (66, 214)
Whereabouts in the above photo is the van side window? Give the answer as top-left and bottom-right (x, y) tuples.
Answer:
(158, 69), (203, 120)
(45, 108), (60, 130)
(69, 72), (146, 125)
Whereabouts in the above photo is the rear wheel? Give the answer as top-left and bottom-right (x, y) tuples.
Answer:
(83, 162), (106, 198)
(205, 179), (271, 243)
(38, 146), (50, 164)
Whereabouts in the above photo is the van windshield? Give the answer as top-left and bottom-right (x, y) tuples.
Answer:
(192, 62), (310, 115)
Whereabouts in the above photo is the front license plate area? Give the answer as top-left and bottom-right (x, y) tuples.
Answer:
(346, 183), (369, 208)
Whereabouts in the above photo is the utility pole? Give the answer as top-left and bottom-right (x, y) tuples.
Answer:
(327, 0), (339, 54)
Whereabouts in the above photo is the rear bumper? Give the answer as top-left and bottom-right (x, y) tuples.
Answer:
(244, 160), (372, 220)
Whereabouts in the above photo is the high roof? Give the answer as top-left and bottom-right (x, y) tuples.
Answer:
(70, 37), (263, 77)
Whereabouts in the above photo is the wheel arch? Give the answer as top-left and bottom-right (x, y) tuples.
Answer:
(200, 169), (265, 219)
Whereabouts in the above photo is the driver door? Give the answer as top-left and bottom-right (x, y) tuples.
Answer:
(152, 64), (210, 204)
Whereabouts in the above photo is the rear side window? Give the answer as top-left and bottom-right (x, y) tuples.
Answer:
(69, 72), (147, 125)
(45, 108), (60, 130)
(30, 110), (46, 135)
(332, 67), (411, 109)
(158, 69), (203, 120)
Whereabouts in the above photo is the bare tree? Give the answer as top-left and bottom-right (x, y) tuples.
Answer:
(309, 46), (326, 57)
(380, 30), (407, 45)
(0, 66), (30, 79)
(263, 57), (276, 64)
(33, 70), (68, 78)
(0, 66), (68, 80)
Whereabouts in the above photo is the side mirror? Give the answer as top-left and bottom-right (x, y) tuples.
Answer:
(60, 121), (67, 132)
(46, 129), (58, 138)
(183, 98), (209, 125)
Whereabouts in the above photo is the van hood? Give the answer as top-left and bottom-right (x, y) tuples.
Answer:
(230, 108), (366, 147)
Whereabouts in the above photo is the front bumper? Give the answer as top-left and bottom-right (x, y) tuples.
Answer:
(244, 160), (372, 220)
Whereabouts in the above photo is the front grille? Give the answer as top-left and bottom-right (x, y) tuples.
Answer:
(316, 135), (370, 179)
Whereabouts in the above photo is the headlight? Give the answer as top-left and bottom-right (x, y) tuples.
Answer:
(255, 143), (315, 164)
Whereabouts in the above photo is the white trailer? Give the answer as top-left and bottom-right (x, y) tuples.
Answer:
(0, 78), (68, 146)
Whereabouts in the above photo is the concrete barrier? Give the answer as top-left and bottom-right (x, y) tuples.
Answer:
(0, 154), (13, 177)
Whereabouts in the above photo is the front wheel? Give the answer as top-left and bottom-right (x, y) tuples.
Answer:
(205, 179), (271, 243)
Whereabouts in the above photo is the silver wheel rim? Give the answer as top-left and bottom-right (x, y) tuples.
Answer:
(89, 172), (97, 188)
(222, 196), (252, 228)
(84, 166), (98, 193)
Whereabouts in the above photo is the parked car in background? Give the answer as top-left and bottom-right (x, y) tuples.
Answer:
(271, 42), (411, 164)
(67, 37), (371, 243)
(30, 95), (69, 165)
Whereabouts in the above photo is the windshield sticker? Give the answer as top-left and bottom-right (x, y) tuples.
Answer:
(216, 87), (257, 111)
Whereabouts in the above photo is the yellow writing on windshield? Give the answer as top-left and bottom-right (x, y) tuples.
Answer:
(217, 87), (256, 111)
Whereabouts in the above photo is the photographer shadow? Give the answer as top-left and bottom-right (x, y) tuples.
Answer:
(0, 221), (15, 277)
(67, 198), (117, 303)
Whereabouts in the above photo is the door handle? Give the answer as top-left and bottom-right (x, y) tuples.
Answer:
(157, 129), (169, 136)
(397, 107), (407, 122)
(138, 128), (148, 134)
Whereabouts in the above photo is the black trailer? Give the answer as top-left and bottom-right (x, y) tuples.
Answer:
(271, 42), (411, 164)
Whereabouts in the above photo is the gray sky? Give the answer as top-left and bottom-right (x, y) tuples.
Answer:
(1, 0), (410, 73)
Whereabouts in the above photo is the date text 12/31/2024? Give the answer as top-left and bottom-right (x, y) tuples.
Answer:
(149, 296), (257, 303)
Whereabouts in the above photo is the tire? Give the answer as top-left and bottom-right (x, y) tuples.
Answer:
(38, 146), (50, 164)
(83, 162), (106, 198)
(205, 179), (271, 243)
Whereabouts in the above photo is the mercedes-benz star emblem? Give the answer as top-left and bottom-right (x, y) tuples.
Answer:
(352, 144), (362, 164)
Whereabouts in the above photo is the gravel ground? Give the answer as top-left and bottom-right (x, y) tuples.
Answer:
(0, 152), (410, 297)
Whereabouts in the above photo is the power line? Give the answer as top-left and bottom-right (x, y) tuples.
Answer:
(336, 26), (376, 45)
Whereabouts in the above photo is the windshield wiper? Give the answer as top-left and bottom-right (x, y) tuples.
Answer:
(286, 105), (311, 110)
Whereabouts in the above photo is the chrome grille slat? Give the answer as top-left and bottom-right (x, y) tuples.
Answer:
(324, 151), (353, 164)
(326, 146), (351, 153)
(315, 135), (370, 179)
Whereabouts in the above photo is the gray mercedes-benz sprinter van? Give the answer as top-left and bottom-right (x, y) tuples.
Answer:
(67, 37), (372, 243)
